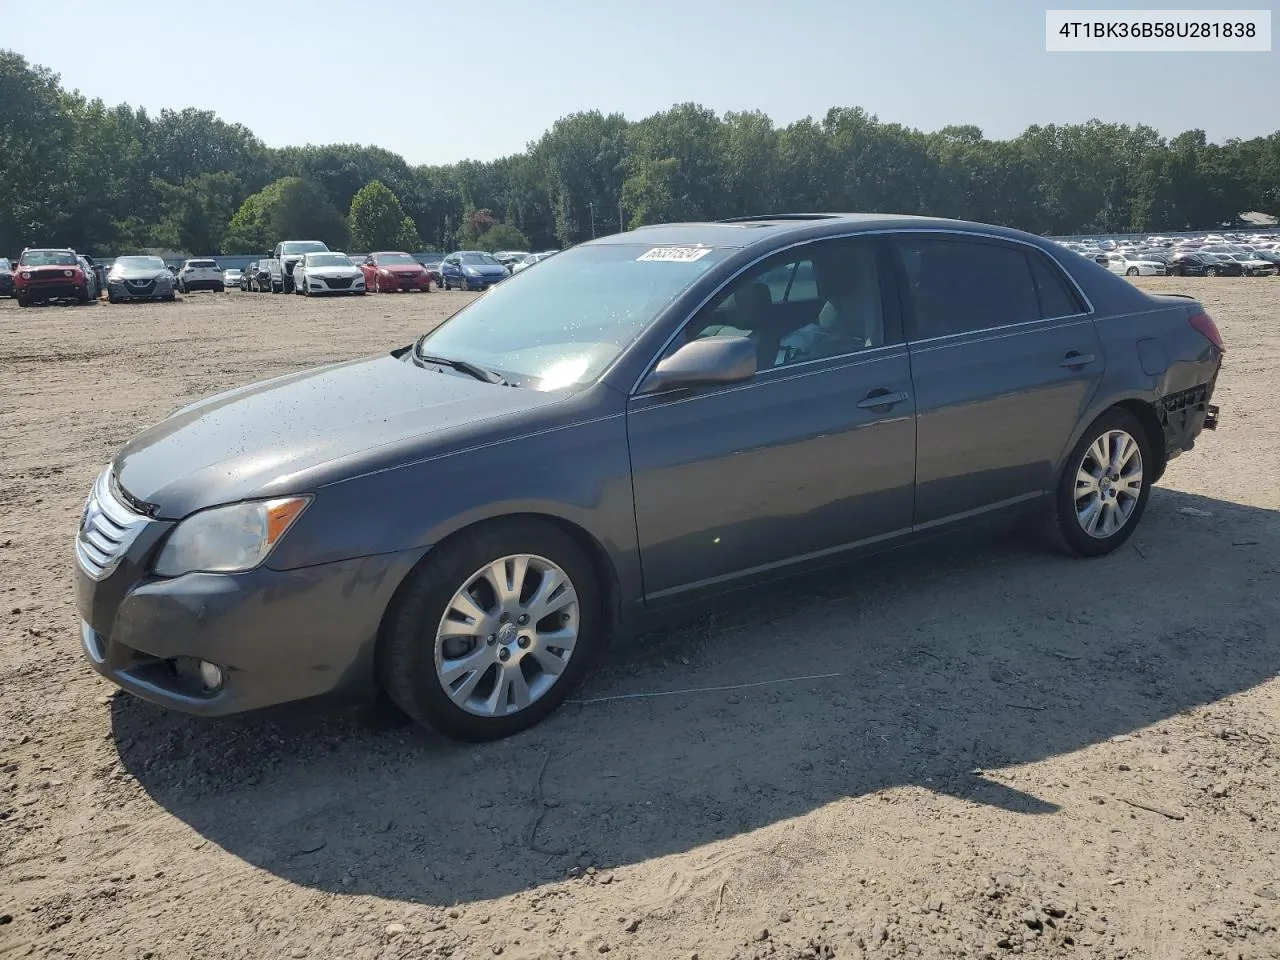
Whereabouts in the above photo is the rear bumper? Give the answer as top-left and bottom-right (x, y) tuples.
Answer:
(181, 279), (222, 291)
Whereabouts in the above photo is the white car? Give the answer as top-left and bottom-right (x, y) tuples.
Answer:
(178, 258), (223, 293)
(292, 252), (367, 296)
(510, 252), (556, 274)
(1104, 252), (1166, 277)
(222, 268), (243, 288)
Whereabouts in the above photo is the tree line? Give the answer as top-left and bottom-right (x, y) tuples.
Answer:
(2, 50), (1278, 258)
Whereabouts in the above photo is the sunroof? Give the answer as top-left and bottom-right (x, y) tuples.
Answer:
(718, 214), (842, 223)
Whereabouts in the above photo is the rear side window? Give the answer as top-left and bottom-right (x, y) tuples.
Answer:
(1027, 251), (1086, 318)
(892, 237), (1040, 340)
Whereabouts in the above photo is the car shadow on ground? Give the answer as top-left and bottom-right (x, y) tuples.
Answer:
(110, 486), (1280, 905)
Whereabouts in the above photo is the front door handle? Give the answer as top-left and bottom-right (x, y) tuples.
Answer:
(857, 389), (909, 410)
(1059, 352), (1096, 368)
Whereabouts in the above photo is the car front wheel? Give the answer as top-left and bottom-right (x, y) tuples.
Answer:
(1125, 267), (1138, 276)
(378, 519), (602, 741)
(1053, 408), (1152, 558)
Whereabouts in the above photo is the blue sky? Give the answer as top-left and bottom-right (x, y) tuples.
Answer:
(3, 0), (1276, 166)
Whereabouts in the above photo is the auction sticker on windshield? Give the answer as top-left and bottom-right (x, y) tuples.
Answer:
(637, 246), (712, 262)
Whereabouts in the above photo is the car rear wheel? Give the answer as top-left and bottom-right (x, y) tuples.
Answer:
(1053, 408), (1152, 558)
(378, 519), (602, 741)
(1206, 266), (1219, 277)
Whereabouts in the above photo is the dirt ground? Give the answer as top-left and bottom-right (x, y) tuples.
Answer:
(1, 279), (1278, 960)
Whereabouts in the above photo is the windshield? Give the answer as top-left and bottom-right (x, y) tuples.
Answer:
(458, 252), (500, 266)
(281, 241), (328, 255)
(20, 250), (77, 266)
(114, 256), (167, 270)
(305, 253), (353, 267)
(0, 259), (11, 271)
(418, 243), (731, 389)
(378, 253), (418, 265)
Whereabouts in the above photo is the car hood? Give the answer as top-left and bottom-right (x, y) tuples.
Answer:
(306, 267), (362, 277)
(111, 268), (171, 280)
(113, 353), (566, 518)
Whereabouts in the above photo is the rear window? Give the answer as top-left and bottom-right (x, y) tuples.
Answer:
(1028, 252), (1086, 318)
(187, 260), (218, 268)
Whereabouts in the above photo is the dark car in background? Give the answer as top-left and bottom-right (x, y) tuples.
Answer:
(14, 248), (92, 306)
(1199, 253), (1244, 277)
(240, 262), (257, 291)
(439, 250), (509, 290)
(0, 257), (13, 297)
(73, 214), (1223, 743)
(418, 254), (445, 288)
(1167, 252), (1221, 277)
(106, 255), (178, 303)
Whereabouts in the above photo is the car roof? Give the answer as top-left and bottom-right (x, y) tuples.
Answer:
(586, 213), (1054, 251)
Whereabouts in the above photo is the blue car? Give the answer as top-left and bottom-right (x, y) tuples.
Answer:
(439, 250), (509, 291)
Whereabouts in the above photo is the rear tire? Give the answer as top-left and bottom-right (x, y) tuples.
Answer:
(378, 518), (603, 742)
(1051, 408), (1153, 558)
(1206, 266), (1219, 277)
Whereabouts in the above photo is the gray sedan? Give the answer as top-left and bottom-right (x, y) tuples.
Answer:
(105, 255), (178, 303)
(75, 214), (1224, 741)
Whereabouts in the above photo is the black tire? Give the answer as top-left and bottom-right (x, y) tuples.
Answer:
(378, 518), (603, 742)
(442, 276), (451, 291)
(1125, 267), (1138, 277)
(1206, 266), (1219, 277)
(164, 293), (176, 302)
(1051, 408), (1153, 558)
(17, 296), (29, 308)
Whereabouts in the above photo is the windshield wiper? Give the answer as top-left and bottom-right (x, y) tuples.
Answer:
(415, 347), (509, 385)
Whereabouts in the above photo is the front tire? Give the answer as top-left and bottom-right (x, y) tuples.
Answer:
(1052, 408), (1152, 558)
(17, 295), (29, 308)
(1206, 266), (1219, 277)
(1125, 267), (1138, 277)
(378, 519), (603, 742)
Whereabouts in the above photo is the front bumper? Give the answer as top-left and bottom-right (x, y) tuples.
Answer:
(109, 279), (173, 300)
(0, 275), (14, 295)
(74, 482), (427, 715)
(376, 274), (430, 291)
(19, 282), (84, 300)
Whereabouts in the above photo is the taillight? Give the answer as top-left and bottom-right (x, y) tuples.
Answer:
(1189, 312), (1225, 353)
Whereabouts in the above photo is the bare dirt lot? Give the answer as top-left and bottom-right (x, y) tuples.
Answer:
(1, 280), (1278, 960)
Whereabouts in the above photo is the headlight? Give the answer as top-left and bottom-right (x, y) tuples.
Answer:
(379, 268), (391, 276)
(64, 269), (74, 277)
(20, 271), (30, 279)
(153, 496), (310, 577)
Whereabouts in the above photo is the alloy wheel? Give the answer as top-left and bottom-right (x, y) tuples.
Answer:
(434, 554), (579, 718)
(1074, 429), (1144, 539)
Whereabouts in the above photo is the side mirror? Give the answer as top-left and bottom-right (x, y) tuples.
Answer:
(639, 336), (757, 394)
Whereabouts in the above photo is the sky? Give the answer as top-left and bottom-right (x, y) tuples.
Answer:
(2, 0), (1276, 167)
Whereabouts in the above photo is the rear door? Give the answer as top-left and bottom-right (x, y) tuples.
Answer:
(627, 236), (917, 603)
(890, 233), (1104, 528)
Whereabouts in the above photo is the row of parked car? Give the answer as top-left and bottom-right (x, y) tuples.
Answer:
(1056, 233), (1280, 278)
(234, 243), (562, 295)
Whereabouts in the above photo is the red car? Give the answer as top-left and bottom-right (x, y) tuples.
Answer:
(14, 247), (93, 307)
(358, 252), (432, 293)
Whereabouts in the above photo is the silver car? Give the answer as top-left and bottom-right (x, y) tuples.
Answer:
(105, 256), (178, 303)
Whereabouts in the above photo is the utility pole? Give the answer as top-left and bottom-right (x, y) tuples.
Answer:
(588, 202), (596, 239)
(618, 200), (625, 233)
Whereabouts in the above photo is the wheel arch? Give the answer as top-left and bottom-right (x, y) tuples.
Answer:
(372, 511), (625, 677)
(1056, 394), (1168, 488)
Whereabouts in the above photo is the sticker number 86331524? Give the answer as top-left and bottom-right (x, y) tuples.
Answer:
(636, 246), (712, 263)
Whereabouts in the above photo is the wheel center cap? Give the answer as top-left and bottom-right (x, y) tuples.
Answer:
(497, 622), (519, 646)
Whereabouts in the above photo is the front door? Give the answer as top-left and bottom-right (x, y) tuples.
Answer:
(890, 233), (1105, 528)
(627, 237), (917, 604)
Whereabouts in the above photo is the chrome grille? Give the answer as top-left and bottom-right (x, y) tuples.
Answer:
(75, 468), (148, 580)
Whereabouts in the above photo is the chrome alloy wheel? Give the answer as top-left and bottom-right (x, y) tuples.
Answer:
(1075, 429), (1144, 539)
(434, 554), (579, 717)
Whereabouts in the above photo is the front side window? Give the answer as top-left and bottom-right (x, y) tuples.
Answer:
(893, 237), (1041, 340)
(674, 238), (891, 371)
(417, 243), (732, 389)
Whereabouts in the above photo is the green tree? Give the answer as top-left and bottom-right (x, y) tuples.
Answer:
(223, 176), (346, 253)
(348, 180), (421, 251)
(474, 222), (530, 252)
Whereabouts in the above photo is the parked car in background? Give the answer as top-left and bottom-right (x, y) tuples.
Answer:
(418, 254), (445, 288)
(439, 250), (508, 290)
(1198, 254), (1244, 277)
(0, 257), (14, 297)
(360, 251), (433, 292)
(77, 256), (100, 300)
(105, 255), (178, 303)
(240, 262), (258, 291)
(292, 251), (366, 296)
(14, 248), (92, 306)
(72, 213), (1224, 742)
(223, 268), (243, 289)
(1168, 252), (1223, 277)
(493, 250), (530, 273)
(263, 258), (285, 292)
(1104, 252), (1166, 277)
(273, 240), (331, 293)
(1249, 249), (1280, 270)
(511, 251), (556, 274)
(1225, 252), (1278, 277)
(178, 258), (223, 293)
(248, 260), (275, 292)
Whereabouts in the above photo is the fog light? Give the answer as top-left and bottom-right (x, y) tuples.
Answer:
(198, 660), (224, 691)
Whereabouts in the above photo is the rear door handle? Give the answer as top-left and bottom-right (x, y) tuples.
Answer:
(1059, 352), (1096, 368)
(857, 390), (909, 410)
